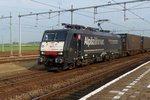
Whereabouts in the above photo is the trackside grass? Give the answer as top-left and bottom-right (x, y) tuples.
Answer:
(0, 44), (40, 51)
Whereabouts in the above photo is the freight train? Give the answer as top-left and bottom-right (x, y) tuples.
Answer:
(38, 23), (150, 71)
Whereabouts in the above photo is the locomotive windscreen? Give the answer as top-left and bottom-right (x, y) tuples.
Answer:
(43, 31), (67, 42)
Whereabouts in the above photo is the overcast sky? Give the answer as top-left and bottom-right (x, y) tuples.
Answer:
(0, 0), (150, 43)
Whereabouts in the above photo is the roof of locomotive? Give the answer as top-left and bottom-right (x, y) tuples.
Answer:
(44, 28), (120, 38)
(44, 23), (121, 38)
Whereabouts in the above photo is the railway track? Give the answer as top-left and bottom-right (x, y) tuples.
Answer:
(0, 55), (38, 63)
(33, 55), (149, 100)
(0, 53), (149, 100)
(0, 70), (49, 88)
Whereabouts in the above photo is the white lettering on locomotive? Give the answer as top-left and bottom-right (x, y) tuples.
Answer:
(84, 37), (104, 47)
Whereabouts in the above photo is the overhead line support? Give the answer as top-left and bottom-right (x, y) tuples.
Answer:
(19, 0), (150, 18)
(124, 3), (127, 21)
(0, 14), (13, 57)
(19, 13), (22, 56)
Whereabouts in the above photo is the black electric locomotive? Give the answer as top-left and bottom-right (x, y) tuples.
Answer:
(38, 23), (121, 71)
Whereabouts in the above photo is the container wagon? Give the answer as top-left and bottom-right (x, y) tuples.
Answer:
(119, 33), (141, 56)
(142, 36), (150, 52)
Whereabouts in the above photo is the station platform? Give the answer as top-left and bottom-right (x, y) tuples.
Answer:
(80, 61), (150, 100)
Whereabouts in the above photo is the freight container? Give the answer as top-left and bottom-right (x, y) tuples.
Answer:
(119, 33), (141, 55)
(142, 36), (150, 52)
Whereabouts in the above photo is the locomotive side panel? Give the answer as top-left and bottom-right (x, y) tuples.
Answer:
(81, 32), (121, 62)
(65, 31), (79, 65)
(65, 30), (121, 66)
(82, 34), (106, 56)
(66, 31), (107, 65)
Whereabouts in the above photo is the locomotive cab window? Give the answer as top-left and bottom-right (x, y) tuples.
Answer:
(42, 31), (67, 42)
(43, 33), (55, 41)
(73, 33), (77, 38)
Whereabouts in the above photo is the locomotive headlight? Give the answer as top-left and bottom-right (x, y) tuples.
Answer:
(58, 52), (63, 55)
(41, 51), (45, 55)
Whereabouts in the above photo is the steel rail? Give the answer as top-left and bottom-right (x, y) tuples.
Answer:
(32, 57), (149, 100)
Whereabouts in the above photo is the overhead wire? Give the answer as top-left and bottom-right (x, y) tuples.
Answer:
(30, 0), (62, 10)
(30, 0), (150, 22)
(95, 6), (150, 14)
(108, 21), (133, 29)
(114, 29), (150, 32)
(74, 12), (135, 30)
(96, 9), (122, 14)
(74, 12), (94, 19)
(78, 6), (122, 14)
(30, 0), (69, 28)
(26, 0), (139, 32)
(2, 21), (50, 28)
(129, 6), (150, 10)
(111, 0), (150, 25)
(38, 12), (66, 20)
(127, 1), (150, 9)
(25, 0), (150, 33)
(76, 5), (150, 14)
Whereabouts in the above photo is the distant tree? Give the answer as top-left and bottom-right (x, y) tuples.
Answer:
(13, 42), (19, 44)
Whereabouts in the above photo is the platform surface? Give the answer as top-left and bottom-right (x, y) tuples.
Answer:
(80, 61), (150, 100)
